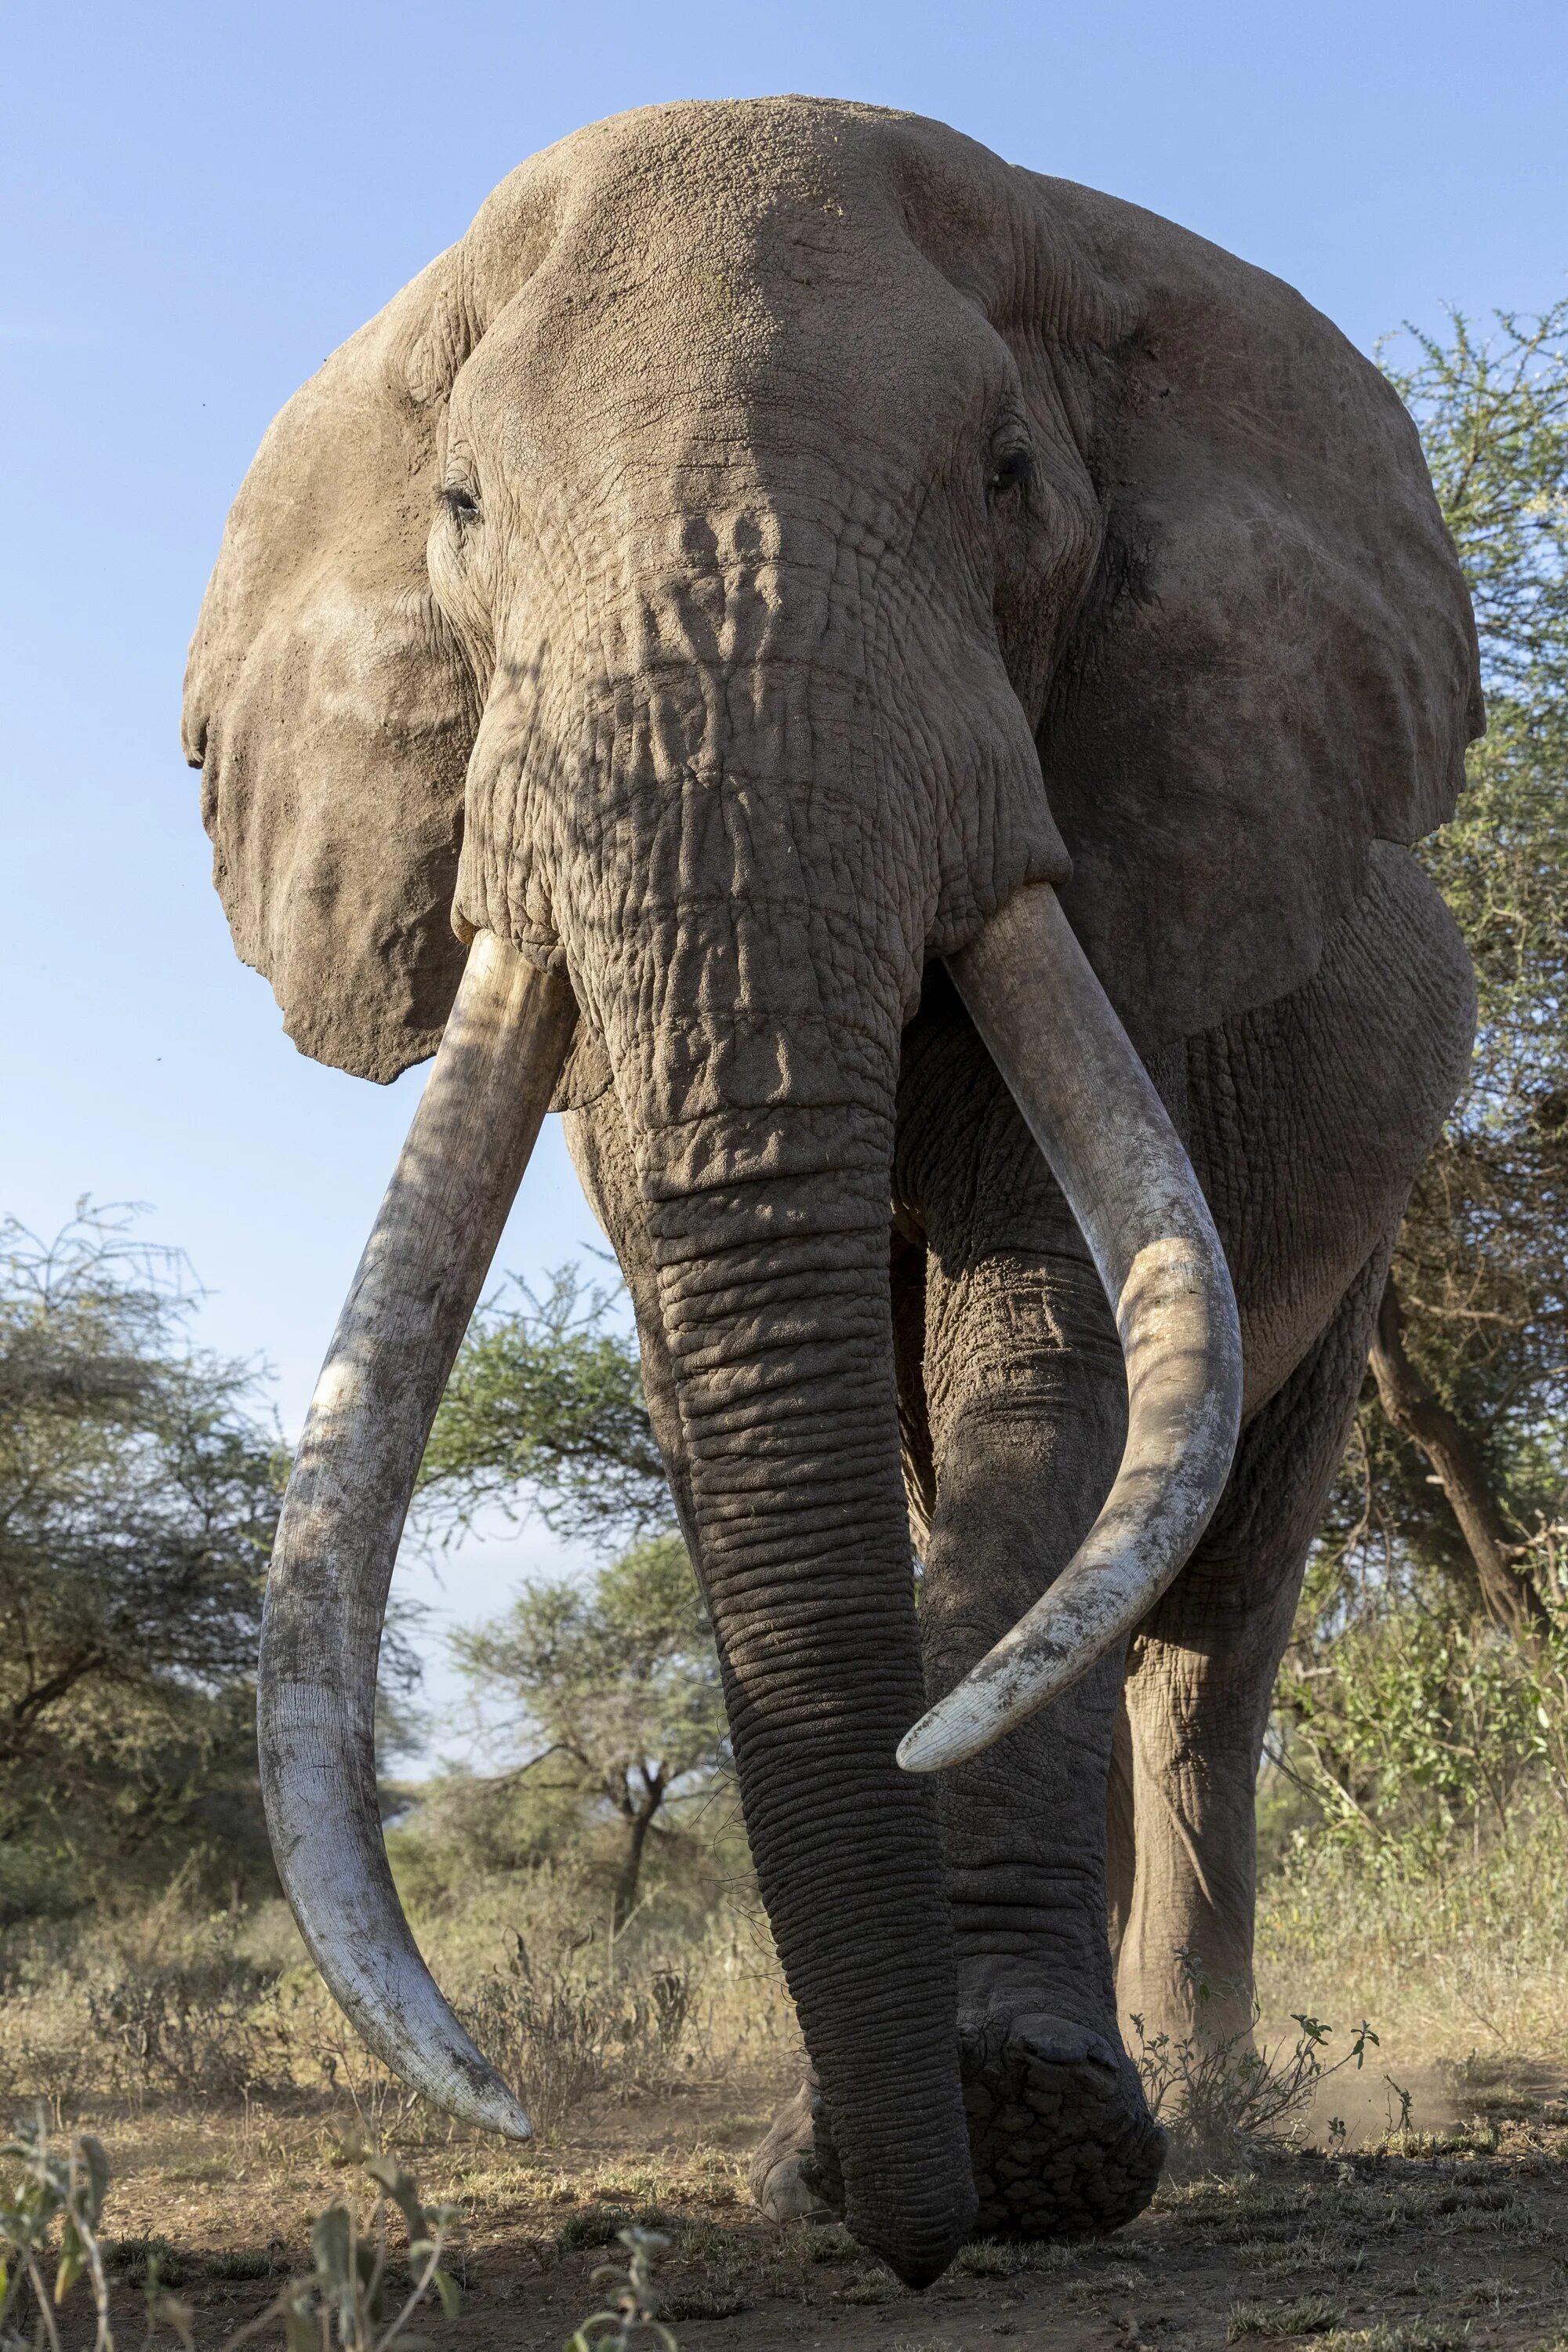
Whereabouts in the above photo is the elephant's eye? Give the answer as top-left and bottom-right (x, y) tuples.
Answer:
(987, 447), (1033, 506)
(441, 484), (481, 525)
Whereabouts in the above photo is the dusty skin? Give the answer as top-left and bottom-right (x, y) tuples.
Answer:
(188, 94), (1483, 2274)
(53, 2061), (1568, 2351)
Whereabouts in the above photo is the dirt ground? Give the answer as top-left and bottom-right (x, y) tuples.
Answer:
(57, 2060), (1568, 2351)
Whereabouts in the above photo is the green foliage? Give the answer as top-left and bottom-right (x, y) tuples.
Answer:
(0, 2118), (463, 2352)
(419, 1266), (672, 1548)
(1276, 1593), (1568, 1863)
(0, 1208), (286, 1911)
(385, 1765), (594, 1902)
(1378, 299), (1568, 1548)
(452, 1537), (723, 1785)
(1279, 297), (1568, 1867)
(448, 1536), (728, 1922)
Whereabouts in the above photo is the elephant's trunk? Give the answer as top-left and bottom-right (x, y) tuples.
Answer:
(633, 1103), (975, 2281)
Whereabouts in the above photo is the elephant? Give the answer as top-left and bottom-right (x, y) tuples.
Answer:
(183, 98), (1479, 2286)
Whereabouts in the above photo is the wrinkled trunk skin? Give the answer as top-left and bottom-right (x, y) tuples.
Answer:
(486, 628), (997, 2276)
(893, 992), (1167, 2235)
(645, 1131), (973, 2279)
(562, 1043), (978, 2272)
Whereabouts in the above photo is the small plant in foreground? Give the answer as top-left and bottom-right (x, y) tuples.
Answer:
(254, 2150), (463, 2352)
(565, 2225), (678, 2352)
(1134, 1952), (1379, 2165)
(0, 2109), (115, 2352)
(0, 2114), (462, 2352)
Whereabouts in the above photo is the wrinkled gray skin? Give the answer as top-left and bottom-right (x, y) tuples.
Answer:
(184, 100), (1479, 2284)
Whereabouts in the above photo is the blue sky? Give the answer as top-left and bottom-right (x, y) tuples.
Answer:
(4, 0), (1565, 1740)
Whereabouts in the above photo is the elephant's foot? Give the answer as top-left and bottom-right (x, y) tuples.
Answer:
(960, 2005), (1166, 2239)
(748, 2074), (844, 2223)
(750, 2014), (1162, 2244)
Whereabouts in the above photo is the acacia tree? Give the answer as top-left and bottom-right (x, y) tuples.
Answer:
(1278, 299), (1568, 1828)
(1363, 294), (1568, 1637)
(1368, 299), (1568, 1632)
(422, 1267), (724, 1916)
(0, 1208), (286, 1892)
(419, 1265), (670, 1548)
(450, 1535), (726, 1925)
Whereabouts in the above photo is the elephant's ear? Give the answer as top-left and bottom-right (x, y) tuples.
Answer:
(182, 245), (485, 1082)
(1023, 174), (1483, 1053)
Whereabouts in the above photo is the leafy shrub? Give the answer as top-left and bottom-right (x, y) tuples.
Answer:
(1131, 1952), (1379, 2169)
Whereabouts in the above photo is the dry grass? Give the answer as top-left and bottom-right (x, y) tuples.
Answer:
(0, 1864), (800, 2143)
(5, 2077), (1568, 2349)
(1256, 1809), (1568, 2078)
(1227, 2290), (1346, 2338)
(6, 1820), (1568, 2343)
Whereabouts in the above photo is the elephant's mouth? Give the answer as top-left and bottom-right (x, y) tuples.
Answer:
(254, 880), (1241, 2143)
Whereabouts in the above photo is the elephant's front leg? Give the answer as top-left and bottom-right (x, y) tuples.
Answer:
(918, 1240), (1167, 2237)
(1112, 1247), (1392, 2054)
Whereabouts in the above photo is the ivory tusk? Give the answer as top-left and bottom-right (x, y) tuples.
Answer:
(897, 886), (1242, 1775)
(258, 931), (576, 2134)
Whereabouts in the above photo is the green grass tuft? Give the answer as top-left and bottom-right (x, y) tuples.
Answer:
(1228, 2292), (1346, 2339)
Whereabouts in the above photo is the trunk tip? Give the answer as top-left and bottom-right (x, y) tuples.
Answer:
(851, 2192), (978, 2289)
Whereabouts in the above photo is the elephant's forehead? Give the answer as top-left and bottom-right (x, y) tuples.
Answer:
(454, 103), (1015, 450)
(470, 98), (1025, 325)
(542, 96), (950, 228)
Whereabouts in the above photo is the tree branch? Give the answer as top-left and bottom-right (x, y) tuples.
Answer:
(1370, 1271), (1549, 1645)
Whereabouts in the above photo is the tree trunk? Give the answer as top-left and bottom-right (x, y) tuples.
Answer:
(1369, 1272), (1548, 1645)
(612, 1775), (663, 1929)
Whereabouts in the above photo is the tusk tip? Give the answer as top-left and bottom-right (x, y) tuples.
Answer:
(896, 1709), (979, 1775)
(466, 2085), (534, 2142)
(430, 2040), (532, 2141)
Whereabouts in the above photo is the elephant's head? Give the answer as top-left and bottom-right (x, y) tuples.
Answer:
(185, 100), (1477, 2281)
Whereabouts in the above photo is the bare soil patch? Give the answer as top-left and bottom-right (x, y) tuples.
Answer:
(45, 2061), (1568, 2351)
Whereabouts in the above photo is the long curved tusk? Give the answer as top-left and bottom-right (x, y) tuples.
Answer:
(897, 885), (1242, 1775)
(259, 930), (576, 2136)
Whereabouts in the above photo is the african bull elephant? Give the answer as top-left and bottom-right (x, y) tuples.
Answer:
(183, 98), (1478, 2286)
